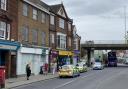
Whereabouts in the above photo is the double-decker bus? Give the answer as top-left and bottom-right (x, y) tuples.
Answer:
(107, 51), (117, 67)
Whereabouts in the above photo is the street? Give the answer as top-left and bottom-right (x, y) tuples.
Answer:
(12, 65), (128, 89)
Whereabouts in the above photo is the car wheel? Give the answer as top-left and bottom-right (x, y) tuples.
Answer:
(78, 73), (80, 76)
(59, 76), (62, 78)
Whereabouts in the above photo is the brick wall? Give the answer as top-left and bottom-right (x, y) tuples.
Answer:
(18, 0), (50, 47)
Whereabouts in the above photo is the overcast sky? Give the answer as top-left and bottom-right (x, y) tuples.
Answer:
(43, 0), (128, 42)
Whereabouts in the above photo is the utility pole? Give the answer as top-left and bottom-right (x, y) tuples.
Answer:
(124, 6), (127, 44)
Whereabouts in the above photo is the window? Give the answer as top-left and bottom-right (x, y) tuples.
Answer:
(60, 9), (63, 15)
(68, 37), (71, 46)
(50, 33), (54, 44)
(23, 3), (28, 16)
(57, 35), (60, 48)
(68, 23), (71, 31)
(7, 24), (10, 40)
(0, 0), (7, 10)
(0, 21), (6, 39)
(57, 33), (66, 49)
(32, 29), (38, 43)
(59, 18), (64, 29)
(32, 8), (38, 20)
(50, 15), (54, 25)
(74, 39), (78, 50)
(42, 32), (46, 46)
(22, 26), (29, 41)
(42, 12), (46, 23)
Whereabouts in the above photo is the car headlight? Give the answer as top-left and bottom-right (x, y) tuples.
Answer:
(69, 71), (72, 74)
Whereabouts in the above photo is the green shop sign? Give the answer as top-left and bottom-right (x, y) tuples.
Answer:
(42, 48), (49, 55)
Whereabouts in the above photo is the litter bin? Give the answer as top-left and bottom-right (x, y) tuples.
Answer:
(0, 66), (5, 88)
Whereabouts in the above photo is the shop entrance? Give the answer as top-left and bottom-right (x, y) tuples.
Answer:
(0, 50), (7, 66)
(0, 50), (17, 78)
(10, 55), (16, 77)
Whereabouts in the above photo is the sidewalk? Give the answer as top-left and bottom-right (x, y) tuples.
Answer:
(5, 73), (58, 89)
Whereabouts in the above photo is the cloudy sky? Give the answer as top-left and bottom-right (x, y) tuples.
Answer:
(43, 0), (128, 42)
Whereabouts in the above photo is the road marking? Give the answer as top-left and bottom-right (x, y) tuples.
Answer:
(53, 71), (101, 89)
(53, 79), (76, 89)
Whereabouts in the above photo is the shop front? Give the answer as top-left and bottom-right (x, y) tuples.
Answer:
(73, 50), (80, 66)
(58, 50), (73, 67)
(17, 46), (50, 76)
(0, 40), (20, 78)
(49, 50), (58, 72)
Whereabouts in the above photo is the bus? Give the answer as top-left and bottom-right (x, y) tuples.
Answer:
(107, 51), (117, 67)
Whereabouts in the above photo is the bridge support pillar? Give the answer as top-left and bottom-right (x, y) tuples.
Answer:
(87, 49), (91, 67)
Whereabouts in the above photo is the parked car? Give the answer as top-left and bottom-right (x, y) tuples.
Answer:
(93, 62), (104, 70)
(124, 57), (128, 64)
(59, 65), (80, 78)
(76, 63), (87, 73)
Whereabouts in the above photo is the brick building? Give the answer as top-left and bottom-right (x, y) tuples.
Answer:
(0, 0), (81, 77)
(49, 4), (74, 70)
(0, 0), (20, 78)
(72, 25), (81, 65)
(17, 0), (50, 76)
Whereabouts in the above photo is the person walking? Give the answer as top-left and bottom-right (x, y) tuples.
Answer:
(52, 62), (57, 75)
(26, 64), (31, 80)
(44, 63), (48, 75)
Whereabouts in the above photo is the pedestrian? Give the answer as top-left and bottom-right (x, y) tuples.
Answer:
(52, 62), (57, 75)
(44, 63), (48, 75)
(26, 64), (31, 80)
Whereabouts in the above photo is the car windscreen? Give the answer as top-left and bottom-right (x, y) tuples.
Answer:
(95, 62), (101, 65)
(62, 65), (72, 70)
(78, 63), (83, 67)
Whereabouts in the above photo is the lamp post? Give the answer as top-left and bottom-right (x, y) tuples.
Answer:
(124, 6), (127, 44)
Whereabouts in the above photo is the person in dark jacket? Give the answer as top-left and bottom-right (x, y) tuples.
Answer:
(26, 64), (31, 80)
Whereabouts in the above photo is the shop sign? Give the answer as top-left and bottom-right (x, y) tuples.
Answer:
(11, 51), (16, 55)
(0, 44), (17, 50)
(74, 50), (80, 54)
(42, 48), (49, 55)
(59, 51), (72, 56)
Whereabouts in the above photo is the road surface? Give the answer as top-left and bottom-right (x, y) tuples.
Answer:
(12, 65), (128, 89)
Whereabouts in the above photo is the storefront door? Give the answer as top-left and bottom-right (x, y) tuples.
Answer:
(10, 55), (16, 77)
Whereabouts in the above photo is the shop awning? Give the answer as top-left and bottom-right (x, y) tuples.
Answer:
(0, 40), (20, 50)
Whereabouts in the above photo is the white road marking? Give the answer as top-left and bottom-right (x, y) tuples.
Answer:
(53, 79), (76, 89)
(53, 70), (102, 89)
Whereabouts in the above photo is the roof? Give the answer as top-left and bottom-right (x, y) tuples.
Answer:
(25, 0), (50, 11)
(50, 4), (71, 20)
(50, 4), (62, 13)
